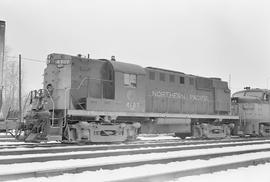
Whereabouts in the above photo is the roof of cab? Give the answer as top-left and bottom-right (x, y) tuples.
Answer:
(49, 53), (146, 74)
(109, 60), (146, 75)
(146, 67), (185, 75)
(233, 88), (270, 96)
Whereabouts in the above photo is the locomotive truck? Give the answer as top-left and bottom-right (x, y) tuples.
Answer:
(1, 53), (269, 142)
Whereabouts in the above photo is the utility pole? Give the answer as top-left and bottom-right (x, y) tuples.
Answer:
(0, 20), (5, 121)
(229, 74), (231, 90)
(19, 54), (22, 123)
(267, 77), (270, 90)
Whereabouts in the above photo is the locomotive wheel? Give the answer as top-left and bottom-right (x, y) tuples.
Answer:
(259, 124), (270, 137)
(224, 124), (231, 138)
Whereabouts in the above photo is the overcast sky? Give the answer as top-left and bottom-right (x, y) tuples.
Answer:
(1, 0), (270, 93)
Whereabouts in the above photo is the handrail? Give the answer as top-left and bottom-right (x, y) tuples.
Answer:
(27, 89), (55, 127)
(45, 88), (55, 127)
(64, 77), (89, 125)
(63, 77), (114, 124)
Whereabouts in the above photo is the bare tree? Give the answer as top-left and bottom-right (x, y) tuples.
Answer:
(2, 48), (25, 118)
(3, 62), (18, 116)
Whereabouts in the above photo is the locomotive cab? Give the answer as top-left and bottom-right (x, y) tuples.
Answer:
(232, 88), (270, 136)
(84, 60), (146, 113)
(24, 53), (146, 142)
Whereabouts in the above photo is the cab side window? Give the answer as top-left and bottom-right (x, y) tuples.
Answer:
(149, 71), (155, 80)
(124, 73), (137, 88)
(263, 93), (269, 101)
(159, 73), (165, 81)
(180, 76), (185, 84)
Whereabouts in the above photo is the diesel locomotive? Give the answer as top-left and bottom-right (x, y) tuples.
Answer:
(231, 88), (270, 137)
(1, 53), (269, 142)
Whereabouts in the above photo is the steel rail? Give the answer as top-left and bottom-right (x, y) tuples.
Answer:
(1, 147), (270, 181)
(0, 142), (76, 149)
(0, 138), (268, 156)
(0, 139), (19, 142)
(0, 138), (184, 149)
(110, 157), (270, 182)
(0, 137), (268, 150)
(1, 140), (270, 164)
(0, 135), (13, 138)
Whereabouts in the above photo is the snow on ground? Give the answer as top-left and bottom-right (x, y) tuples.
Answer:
(1, 135), (270, 182)
(138, 134), (178, 140)
(170, 163), (270, 182)
(6, 151), (270, 182)
(0, 141), (28, 145)
(0, 142), (109, 151)
(1, 143), (270, 175)
(0, 133), (11, 136)
(0, 141), (61, 146)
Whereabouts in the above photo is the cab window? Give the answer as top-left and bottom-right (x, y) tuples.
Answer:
(159, 73), (165, 81)
(180, 76), (185, 84)
(263, 93), (269, 101)
(124, 73), (137, 88)
(149, 71), (155, 80)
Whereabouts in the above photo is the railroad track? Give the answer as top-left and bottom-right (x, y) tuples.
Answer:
(110, 156), (270, 182)
(1, 139), (270, 181)
(0, 138), (182, 149)
(0, 137), (267, 151)
(0, 134), (14, 138)
(1, 140), (270, 164)
(1, 146), (270, 181)
(0, 142), (70, 149)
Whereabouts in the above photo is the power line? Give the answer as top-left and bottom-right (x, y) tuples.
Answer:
(6, 56), (45, 63)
